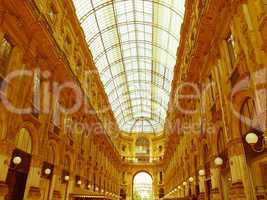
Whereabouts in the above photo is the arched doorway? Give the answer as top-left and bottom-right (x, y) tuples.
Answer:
(6, 128), (32, 200)
(239, 97), (267, 199)
(133, 172), (153, 200)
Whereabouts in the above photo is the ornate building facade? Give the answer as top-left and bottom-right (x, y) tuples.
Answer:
(0, 0), (266, 200)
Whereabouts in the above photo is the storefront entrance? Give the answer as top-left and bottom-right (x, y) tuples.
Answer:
(5, 149), (31, 200)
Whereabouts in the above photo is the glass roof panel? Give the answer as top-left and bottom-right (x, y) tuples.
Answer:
(73, 0), (185, 133)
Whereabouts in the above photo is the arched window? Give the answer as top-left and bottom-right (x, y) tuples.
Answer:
(75, 59), (83, 76)
(159, 171), (163, 184)
(203, 144), (211, 177)
(122, 172), (126, 183)
(76, 160), (82, 174)
(135, 137), (150, 155)
(203, 144), (209, 163)
(158, 145), (163, 153)
(45, 144), (55, 164)
(93, 173), (96, 191)
(120, 188), (126, 200)
(0, 118), (6, 140)
(159, 188), (164, 198)
(63, 156), (71, 171)
(0, 35), (13, 75)
(217, 128), (226, 154)
(15, 128), (32, 154)
(240, 97), (256, 135)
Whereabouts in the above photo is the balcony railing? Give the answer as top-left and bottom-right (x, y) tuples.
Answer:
(122, 156), (162, 164)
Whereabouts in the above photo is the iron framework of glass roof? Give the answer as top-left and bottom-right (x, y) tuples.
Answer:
(73, 0), (185, 133)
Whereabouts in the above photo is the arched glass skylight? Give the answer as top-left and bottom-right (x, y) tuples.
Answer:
(72, 0), (185, 133)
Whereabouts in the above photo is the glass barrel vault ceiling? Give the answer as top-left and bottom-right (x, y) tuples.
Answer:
(73, 0), (185, 133)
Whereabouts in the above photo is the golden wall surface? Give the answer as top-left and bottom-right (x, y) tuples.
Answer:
(163, 0), (267, 199)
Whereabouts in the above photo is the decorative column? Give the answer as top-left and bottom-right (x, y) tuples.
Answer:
(25, 154), (42, 200)
(0, 28), (4, 40)
(127, 182), (132, 200)
(184, 184), (189, 198)
(210, 166), (221, 200)
(0, 141), (12, 200)
(259, 10), (267, 55)
(198, 175), (206, 200)
(228, 139), (251, 200)
(48, 165), (62, 200)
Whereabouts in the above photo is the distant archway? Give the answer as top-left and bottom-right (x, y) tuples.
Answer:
(133, 172), (153, 200)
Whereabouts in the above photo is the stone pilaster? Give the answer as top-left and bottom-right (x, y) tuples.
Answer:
(184, 185), (189, 197)
(210, 168), (221, 200)
(198, 176), (205, 193)
(198, 176), (206, 200)
(228, 139), (253, 200)
(259, 15), (267, 52)
(0, 143), (12, 182)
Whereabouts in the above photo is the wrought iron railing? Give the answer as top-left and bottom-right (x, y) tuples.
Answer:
(122, 156), (162, 164)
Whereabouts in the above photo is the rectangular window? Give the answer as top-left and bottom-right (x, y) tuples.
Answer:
(208, 75), (215, 103)
(64, 34), (72, 54)
(48, 3), (58, 25)
(226, 33), (236, 69)
(52, 101), (61, 129)
(159, 171), (163, 184)
(0, 35), (13, 75)
(32, 68), (41, 118)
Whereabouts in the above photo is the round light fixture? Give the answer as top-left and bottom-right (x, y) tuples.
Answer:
(214, 157), (223, 166)
(44, 168), (52, 175)
(183, 181), (187, 186)
(178, 186), (181, 190)
(64, 175), (70, 181)
(198, 169), (205, 176)
(88, 184), (91, 189)
(13, 156), (22, 165)
(189, 177), (194, 182)
(245, 132), (259, 144)
(77, 180), (82, 185)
